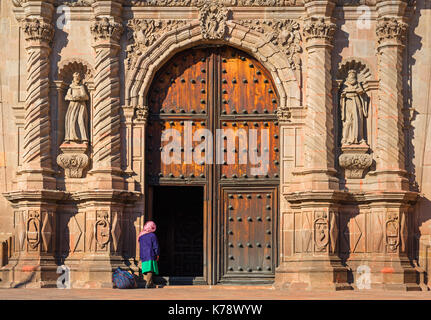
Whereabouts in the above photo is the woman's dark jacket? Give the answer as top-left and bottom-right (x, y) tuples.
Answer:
(139, 232), (160, 262)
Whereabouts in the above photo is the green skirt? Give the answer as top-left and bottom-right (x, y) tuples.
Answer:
(141, 260), (159, 275)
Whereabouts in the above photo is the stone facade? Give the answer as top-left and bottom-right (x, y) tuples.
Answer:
(0, 0), (429, 290)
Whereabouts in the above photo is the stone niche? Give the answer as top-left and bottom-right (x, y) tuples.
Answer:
(55, 59), (94, 181)
(336, 58), (375, 181)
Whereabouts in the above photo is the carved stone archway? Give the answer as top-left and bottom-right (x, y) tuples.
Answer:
(125, 19), (302, 113)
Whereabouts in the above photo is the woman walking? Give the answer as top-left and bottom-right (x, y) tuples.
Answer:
(138, 221), (160, 288)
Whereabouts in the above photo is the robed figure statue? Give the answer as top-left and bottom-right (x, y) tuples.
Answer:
(340, 70), (368, 145)
(64, 72), (89, 143)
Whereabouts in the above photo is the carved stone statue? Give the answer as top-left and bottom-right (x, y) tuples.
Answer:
(340, 70), (368, 145)
(64, 72), (89, 143)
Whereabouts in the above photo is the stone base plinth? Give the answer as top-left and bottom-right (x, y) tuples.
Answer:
(274, 256), (353, 291)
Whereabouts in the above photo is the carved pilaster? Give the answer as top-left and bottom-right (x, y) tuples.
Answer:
(90, 16), (124, 187)
(299, 16), (338, 190)
(375, 15), (409, 190)
(17, 17), (56, 190)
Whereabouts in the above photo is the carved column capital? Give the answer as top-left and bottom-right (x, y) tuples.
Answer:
(90, 17), (123, 46)
(303, 17), (336, 48)
(376, 17), (408, 49)
(276, 106), (292, 123)
(22, 18), (54, 47)
(134, 105), (149, 125)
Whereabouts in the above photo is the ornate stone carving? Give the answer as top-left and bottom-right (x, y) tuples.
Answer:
(314, 212), (329, 252)
(134, 105), (149, 124)
(340, 70), (369, 146)
(339, 150), (373, 179)
(198, 1), (229, 40)
(27, 211), (40, 250)
(56, 0), (95, 6)
(95, 211), (110, 250)
(376, 17), (407, 45)
(386, 212), (399, 253)
(124, 0), (301, 6)
(58, 58), (94, 84)
(22, 18), (54, 44)
(90, 17), (123, 43)
(237, 19), (302, 70)
(64, 72), (89, 144)
(276, 106), (291, 122)
(303, 17), (336, 42)
(57, 143), (89, 178)
(126, 19), (189, 70)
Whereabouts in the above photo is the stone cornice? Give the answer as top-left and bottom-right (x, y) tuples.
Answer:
(3, 190), (66, 203)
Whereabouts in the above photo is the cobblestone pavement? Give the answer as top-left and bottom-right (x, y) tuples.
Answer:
(0, 286), (431, 300)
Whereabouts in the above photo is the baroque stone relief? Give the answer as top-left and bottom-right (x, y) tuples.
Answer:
(199, 1), (229, 40)
(124, 0), (302, 6)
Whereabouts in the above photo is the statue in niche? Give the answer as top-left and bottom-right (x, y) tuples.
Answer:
(340, 70), (368, 145)
(64, 72), (89, 144)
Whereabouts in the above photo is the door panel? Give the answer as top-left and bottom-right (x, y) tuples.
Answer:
(221, 187), (277, 281)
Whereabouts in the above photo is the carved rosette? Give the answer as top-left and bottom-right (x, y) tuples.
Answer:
(22, 18), (54, 45)
(134, 105), (149, 124)
(339, 152), (372, 179)
(303, 17), (336, 44)
(90, 17), (123, 44)
(57, 143), (89, 178)
(198, 1), (229, 40)
(376, 17), (407, 47)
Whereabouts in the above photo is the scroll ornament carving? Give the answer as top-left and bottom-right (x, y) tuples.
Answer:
(376, 17), (407, 45)
(124, 0), (301, 6)
(90, 17), (123, 43)
(237, 19), (302, 70)
(134, 105), (149, 124)
(198, 1), (229, 40)
(126, 19), (189, 70)
(303, 17), (336, 42)
(22, 18), (54, 44)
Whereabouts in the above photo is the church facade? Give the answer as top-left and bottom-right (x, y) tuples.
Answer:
(0, 0), (430, 290)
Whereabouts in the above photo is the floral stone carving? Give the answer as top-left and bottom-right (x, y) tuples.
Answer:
(57, 143), (89, 178)
(339, 145), (372, 179)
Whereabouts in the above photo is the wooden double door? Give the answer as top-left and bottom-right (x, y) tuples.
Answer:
(146, 46), (279, 284)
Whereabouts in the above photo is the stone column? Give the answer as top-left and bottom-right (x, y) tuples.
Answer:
(276, 0), (351, 291)
(1, 0), (63, 288)
(361, 0), (420, 291)
(89, 0), (124, 190)
(374, 1), (409, 191)
(298, 2), (338, 191)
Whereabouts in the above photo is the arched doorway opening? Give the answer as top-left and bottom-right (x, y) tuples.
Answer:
(145, 46), (280, 285)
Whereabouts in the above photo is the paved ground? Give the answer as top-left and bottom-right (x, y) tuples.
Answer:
(1, 286), (431, 300)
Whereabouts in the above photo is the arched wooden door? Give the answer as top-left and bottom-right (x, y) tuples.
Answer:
(146, 46), (279, 284)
